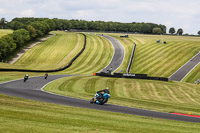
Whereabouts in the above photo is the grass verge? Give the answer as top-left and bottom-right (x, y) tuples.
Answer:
(0, 93), (200, 133)
(44, 76), (200, 115)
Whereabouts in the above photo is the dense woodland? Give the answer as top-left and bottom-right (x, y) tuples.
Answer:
(0, 17), (167, 61)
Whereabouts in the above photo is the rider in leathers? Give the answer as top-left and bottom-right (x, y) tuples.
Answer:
(96, 87), (110, 101)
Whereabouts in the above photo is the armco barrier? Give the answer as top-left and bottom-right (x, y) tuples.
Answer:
(0, 33), (87, 73)
(127, 43), (136, 73)
(96, 72), (168, 82)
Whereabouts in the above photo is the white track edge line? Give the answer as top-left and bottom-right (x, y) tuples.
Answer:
(0, 75), (44, 85)
(169, 52), (200, 78)
(98, 35), (125, 73)
(97, 35), (115, 73)
(180, 62), (200, 82)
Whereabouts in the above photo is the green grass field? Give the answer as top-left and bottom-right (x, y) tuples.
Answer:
(1, 32), (200, 132)
(0, 29), (13, 38)
(0, 32), (113, 74)
(60, 33), (113, 74)
(109, 34), (200, 78)
(44, 76), (200, 115)
(14, 31), (83, 70)
(1, 93), (200, 133)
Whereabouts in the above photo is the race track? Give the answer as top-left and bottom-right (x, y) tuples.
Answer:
(99, 35), (125, 73)
(0, 35), (200, 123)
(169, 52), (200, 81)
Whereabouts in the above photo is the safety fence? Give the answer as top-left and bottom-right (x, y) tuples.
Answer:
(96, 72), (168, 82)
(127, 43), (136, 73)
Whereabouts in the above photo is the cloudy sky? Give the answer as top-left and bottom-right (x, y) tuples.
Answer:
(0, 0), (200, 34)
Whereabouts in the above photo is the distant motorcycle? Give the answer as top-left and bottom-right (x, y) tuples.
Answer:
(24, 75), (29, 82)
(44, 73), (48, 79)
(90, 92), (110, 105)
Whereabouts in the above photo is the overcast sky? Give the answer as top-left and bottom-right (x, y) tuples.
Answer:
(0, 0), (200, 34)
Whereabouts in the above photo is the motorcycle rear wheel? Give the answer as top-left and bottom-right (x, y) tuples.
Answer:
(90, 98), (94, 104)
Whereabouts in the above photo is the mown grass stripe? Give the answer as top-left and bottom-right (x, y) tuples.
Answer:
(79, 35), (106, 73)
(62, 33), (113, 74)
(64, 34), (95, 73)
(140, 43), (193, 76)
(69, 35), (98, 73)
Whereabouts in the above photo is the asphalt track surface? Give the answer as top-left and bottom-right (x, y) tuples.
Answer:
(169, 52), (200, 81)
(99, 35), (125, 73)
(0, 75), (200, 123)
(0, 35), (200, 123)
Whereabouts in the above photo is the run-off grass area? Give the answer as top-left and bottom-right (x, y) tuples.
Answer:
(182, 63), (200, 83)
(1, 94), (200, 133)
(44, 76), (200, 115)
(0, 29), (13, 38)
(61, 33), (113, 74)
(14, 31), (83, 70)
(109, 34), (200, 78)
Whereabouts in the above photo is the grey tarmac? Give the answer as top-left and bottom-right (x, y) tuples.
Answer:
(169, 52), (200, 81)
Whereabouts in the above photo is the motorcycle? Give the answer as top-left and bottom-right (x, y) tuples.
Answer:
(24, 76), (28, 82)
(44, 73), (48, 79)
(90, 92), (110, 105)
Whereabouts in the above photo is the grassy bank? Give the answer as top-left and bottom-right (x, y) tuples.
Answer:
(60, 33), (113, 74)
(0, 32), (113, 74)
(44, 76), (200, 115)
(109, 34), (200, 78)
(182, 63), (200, 83)
(0, 93), (200, 133)
(13, 31), (83, 70)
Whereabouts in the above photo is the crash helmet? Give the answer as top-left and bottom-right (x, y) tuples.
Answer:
(106, 87), (109, 90)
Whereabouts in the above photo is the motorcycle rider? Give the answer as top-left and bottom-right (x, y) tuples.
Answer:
(44, 73), (48, 79)
(95, 87), (110, 102)
(24, 74), (29, 82)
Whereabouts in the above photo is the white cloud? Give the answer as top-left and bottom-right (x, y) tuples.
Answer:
(20, 9), (35, 17)
(0, 0), (200, 34)
(0, 8), (6, 14)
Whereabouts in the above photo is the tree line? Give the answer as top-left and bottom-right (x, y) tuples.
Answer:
(8, 18), (166, 34)
(0, 17), (167, 61)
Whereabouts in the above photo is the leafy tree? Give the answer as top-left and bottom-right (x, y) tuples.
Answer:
(0, 18), (8, 29)
(152, 27), (163, 34)
(198, 31), (200, 35)
(12, 29), (30, 47)
(169, 27), (176, 34)
(9, 21), (25, 30)
(26, 25), (37, 39)
(177, 28), (183, 35)
(0, 34), (16, 59)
